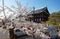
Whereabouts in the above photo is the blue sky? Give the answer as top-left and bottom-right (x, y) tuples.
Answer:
(0, 0), (60, 13)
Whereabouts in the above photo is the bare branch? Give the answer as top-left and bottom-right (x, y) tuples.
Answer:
(5, 6), (16, 14)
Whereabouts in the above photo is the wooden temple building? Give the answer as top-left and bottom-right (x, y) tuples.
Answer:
(27, 7), (50, 23)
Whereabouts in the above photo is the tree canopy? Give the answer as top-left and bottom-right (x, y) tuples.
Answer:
(47, 11), (60, 27)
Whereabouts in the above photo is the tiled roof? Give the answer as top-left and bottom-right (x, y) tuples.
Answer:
(28, 7), (49, 15)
